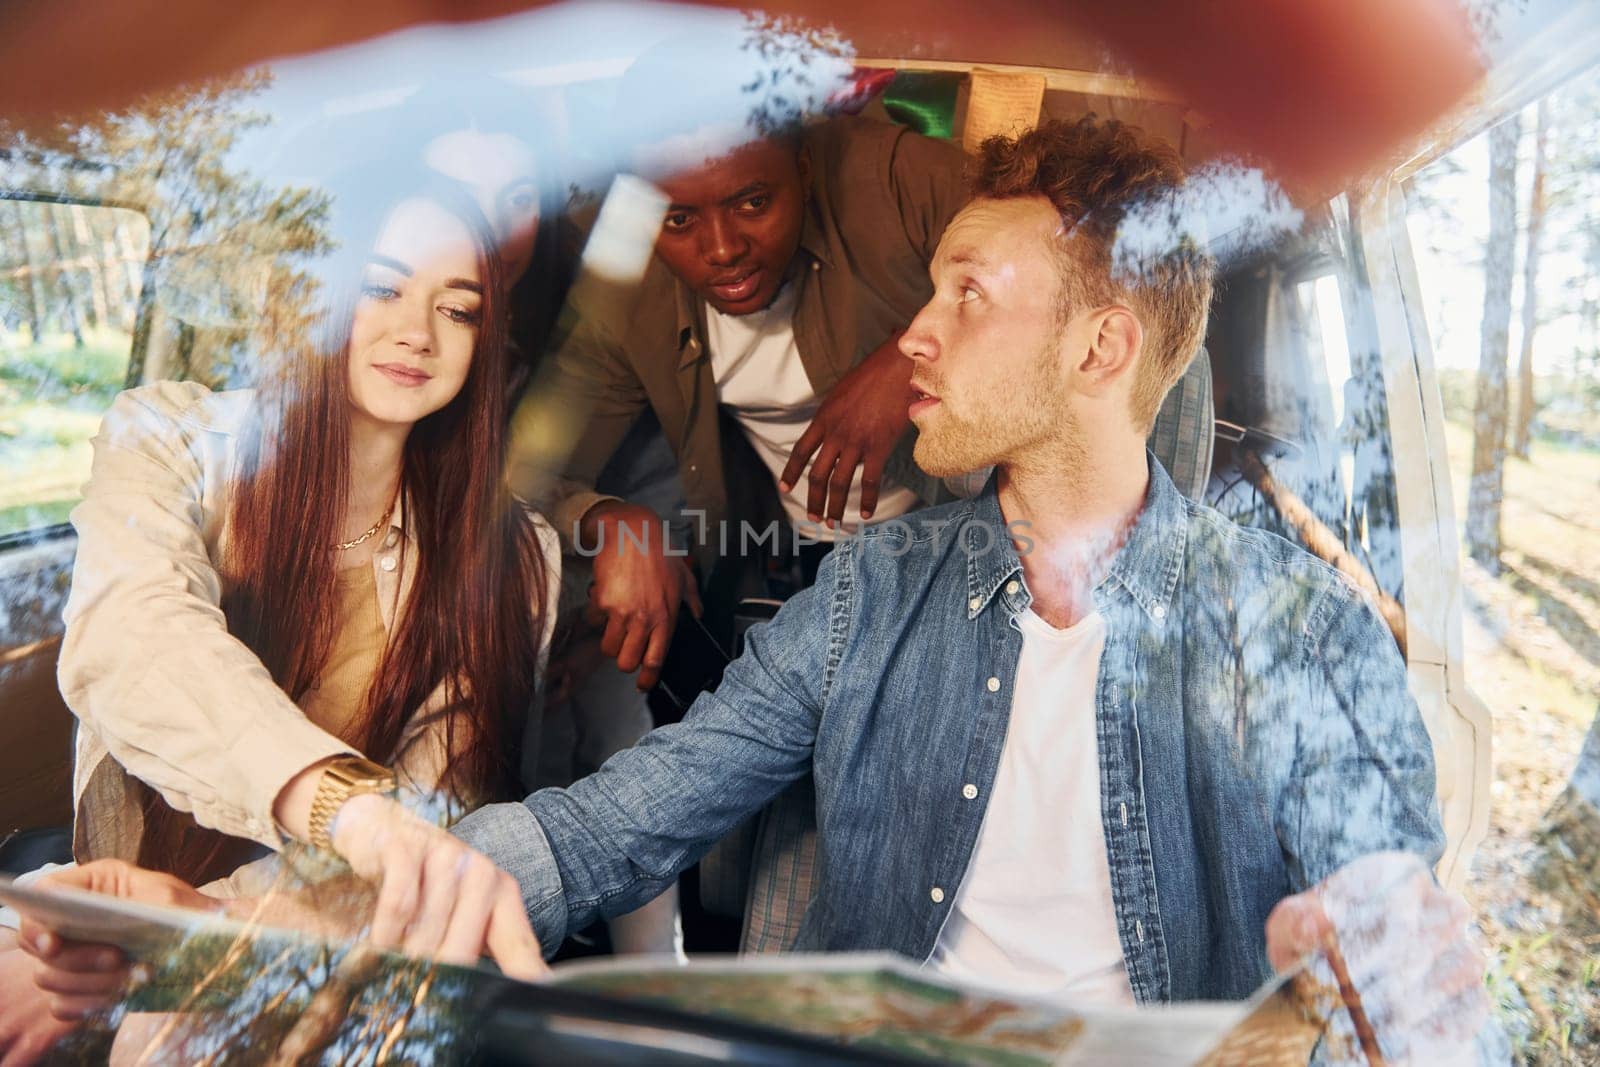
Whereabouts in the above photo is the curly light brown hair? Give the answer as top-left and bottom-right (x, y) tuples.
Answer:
(973, 116), (1215, 431)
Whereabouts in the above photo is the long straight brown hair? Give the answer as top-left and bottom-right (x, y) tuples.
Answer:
(137, 178), (549, 881)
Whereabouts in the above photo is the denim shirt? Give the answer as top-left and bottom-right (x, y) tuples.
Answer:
(457, 456), (1444, 1003)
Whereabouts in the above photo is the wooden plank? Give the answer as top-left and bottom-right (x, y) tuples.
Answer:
(856, 57), (1184, 105)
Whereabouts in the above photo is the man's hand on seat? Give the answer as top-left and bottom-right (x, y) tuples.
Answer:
(582, 500), (702, 691)
(781, 333), (914, 527)
(1265, 851), (1488, 1063)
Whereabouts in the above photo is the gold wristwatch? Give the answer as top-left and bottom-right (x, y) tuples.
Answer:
(307, 757), (398, 852)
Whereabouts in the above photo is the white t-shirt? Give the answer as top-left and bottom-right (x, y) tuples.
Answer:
(929, 608), (1135, 1006)
(703, 284), (918, 541)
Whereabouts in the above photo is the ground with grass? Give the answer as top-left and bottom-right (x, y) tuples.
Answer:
(0, 329), (132, 539)
(1442, 420), (1600, 1064)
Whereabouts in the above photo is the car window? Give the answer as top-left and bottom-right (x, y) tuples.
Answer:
(1208, 197), (1406, 605)
(0, 198), (148, 543)
(1404, 60), (1600, 1055)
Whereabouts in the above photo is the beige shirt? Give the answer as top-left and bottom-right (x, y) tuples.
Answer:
(59, 380), (559, 860)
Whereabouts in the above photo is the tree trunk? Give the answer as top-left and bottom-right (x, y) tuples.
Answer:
(1466, 115), (1520, 571)
(53, 202), (99, 333)
(6, 200), (48, 342)
(266, 944), (382, 1066)
(1512, 100), (1549, 459)
(41, 202), (85, 347)
(71, 204), (112, 332)
(112, 215), (145, 330)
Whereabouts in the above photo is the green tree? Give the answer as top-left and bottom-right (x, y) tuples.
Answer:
(0, 199), (45, 341)
(6, 68), (331, 383)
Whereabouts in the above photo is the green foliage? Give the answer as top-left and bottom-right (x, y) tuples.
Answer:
(0, 68), (334, 537)
(0, 498), (74, 536)
(1439, 369), (1600, 452)
(3, 68), (332, 376)
(0, 329), (131, 405)
(0, 328), (133, 538)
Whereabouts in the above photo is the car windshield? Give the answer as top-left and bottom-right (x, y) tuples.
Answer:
(1, 2), (1598, 1064)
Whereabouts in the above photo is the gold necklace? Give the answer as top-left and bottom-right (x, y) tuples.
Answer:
(334, 493), (397, 552)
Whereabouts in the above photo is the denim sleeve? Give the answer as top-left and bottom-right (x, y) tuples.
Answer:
(1280, 578), (1447, 891)
(450, 802), (571, 956)
(454, 548), (842, 951)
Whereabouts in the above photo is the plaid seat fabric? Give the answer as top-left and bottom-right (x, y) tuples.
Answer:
(721, 352), (1216, 954)
(1148, 348), (1214, 502)
(739, 776), (819, 954)
(696, 812), (756, 919)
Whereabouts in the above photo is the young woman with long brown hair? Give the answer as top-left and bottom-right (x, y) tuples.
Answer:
(1, 170), (552, 985)
(0, 160), (568, 1062)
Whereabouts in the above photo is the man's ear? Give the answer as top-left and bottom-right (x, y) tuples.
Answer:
(1072, 305), (1142, 397)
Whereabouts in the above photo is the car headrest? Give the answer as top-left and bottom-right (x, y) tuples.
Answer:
(1149, 348), (1215, 501)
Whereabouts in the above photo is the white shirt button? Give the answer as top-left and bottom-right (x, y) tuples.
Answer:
(382, 530), (399, 549)
(1005, 580), (1019, 595)
(986, 676), (1000, 693)
(811, 261), (821, 271)
(962, 783), (978, 800)
(1152, 604), (1167, 620)
(1136, 919), (1146, 942)
(968, 596), (982, 612)
(379, 556), (397, 572)
(930, 887), (945, 903)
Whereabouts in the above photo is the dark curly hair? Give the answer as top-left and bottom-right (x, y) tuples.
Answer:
(973, 116), (1214, 430)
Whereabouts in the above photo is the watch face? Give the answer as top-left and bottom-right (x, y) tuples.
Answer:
(333, 757), (396, 787)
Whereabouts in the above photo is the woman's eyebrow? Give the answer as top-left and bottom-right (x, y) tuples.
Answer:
(367, 253), (412, 276)
(368, 254), (481, 295)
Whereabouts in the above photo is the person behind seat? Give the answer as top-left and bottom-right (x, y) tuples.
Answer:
(2, 168), (552, 1060)
(412, 76), (579, 403)
(513, 35), (970, 691)
(508, 38), (966, 956)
